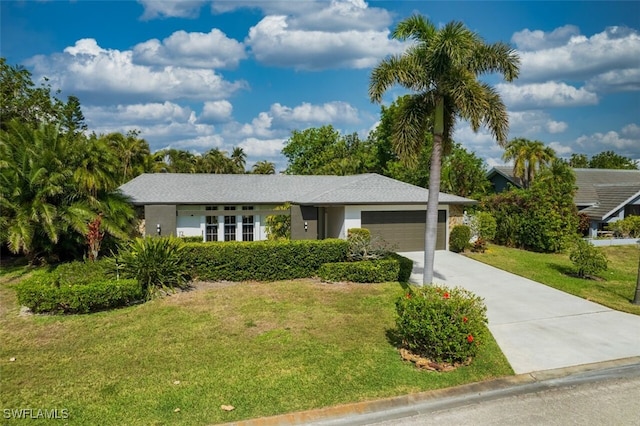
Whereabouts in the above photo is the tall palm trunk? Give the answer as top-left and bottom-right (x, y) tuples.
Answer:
(423, 98), (444, 285)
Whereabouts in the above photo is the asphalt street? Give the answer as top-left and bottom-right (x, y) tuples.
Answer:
(309, 361), (640, 426)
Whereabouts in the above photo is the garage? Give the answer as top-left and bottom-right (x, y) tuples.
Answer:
(361, 210), (447, 251)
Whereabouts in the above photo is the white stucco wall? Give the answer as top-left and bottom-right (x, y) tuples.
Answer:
(175, 204), (277, 241)
(326, 207), (345, 238)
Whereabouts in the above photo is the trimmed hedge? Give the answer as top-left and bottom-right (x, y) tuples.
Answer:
(182, 239), (349, 281)
(449, 225), (471, 253)
(318, 253), (414, 283)
(17, 272), (142, 314)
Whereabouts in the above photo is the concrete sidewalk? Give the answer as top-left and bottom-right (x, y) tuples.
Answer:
(400, 250), (640, 374)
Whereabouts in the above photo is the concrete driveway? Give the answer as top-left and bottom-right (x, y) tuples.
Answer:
(399, 251), (640, 374)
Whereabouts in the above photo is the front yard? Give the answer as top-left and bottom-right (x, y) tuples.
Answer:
(0, 273), (512, 425)
(467, 244), (640, 315)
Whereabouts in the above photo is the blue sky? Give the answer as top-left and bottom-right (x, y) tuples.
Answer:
(2, 1), (639, 171)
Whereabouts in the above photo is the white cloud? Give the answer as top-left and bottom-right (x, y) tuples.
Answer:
(270, 101), (360, 124)
(213, 0), (392, 31)
(508, 111), (569, 136)
(26, 38), (247, 104)
(548, 141), (573, 155)
(85, 102), (194, 125)
(246, 15), (407, 70)
(200, 100), (233, 123)
(517, 26), (640, 83)
(585, 68), (640, 92)
(132, 29), (246, 69)
(137, 0), (207, 20)
(238, 137), (286, 158)
(497, 82), (598, 109)
(511, 25), (581, 51)
(575, 123), (640, 158)
(240, 112), (275, 138)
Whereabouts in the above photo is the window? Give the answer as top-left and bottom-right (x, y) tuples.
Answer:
(242, 206), (254, 241)
(625, 205), (640, 217)
(205, 206), (218, 242)
(224, 206), (236, 241)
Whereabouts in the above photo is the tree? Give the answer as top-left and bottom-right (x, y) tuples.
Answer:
(251, 160), (276, 174)
(103, 130), (150, 183)
(0, 120), (134, 262)
(0, 58), (60, 130)
(369, 15), (519, 284)
(502, 138), (555, 188)
(282, 125), (378, 175)
(568, 153), (589, 168)
(441, 143), (490, 199)
(230, 147), (247, 173)
(588, 150), (638, 170)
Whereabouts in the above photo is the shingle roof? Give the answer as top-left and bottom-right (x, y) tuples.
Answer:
(118, 173), (476, 206)
(487, 166), (640, 220)
(581, 184), (640, 220)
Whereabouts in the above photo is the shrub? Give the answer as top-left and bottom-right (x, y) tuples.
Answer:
(318, 259), (398, 283)
(469, 212), (496, 253)
(347, 228), (371, 242)
(16, 272), (142, 314)
(182, 239), (348, 282)
(54, 258), (116, 286)
(347, 228), (390, 261)
(117, 237), (190, 298)
(265, 203), (291, 240)
(395, 285), (488, 364)
(179, 236), (203, 243)
(318, 253), (412, 283)
(449, 225), (471, 253)
(609, 216), (640, 238)
(569, 239), (608, 278)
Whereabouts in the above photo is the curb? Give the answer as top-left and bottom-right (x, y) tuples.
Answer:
(217, 356), (640, 426)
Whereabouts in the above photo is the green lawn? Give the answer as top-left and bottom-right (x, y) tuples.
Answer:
(0, 271), (512, 425)
(467, 244), (640, 315)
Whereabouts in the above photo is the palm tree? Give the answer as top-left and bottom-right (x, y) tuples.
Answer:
(502, 138), (555, 188)
(251, 160), (276, 174)
(0, 120), (134, 262)
(369, 15), (519, 284)
(103, 131), (151, 183)
(231, 146), (247, 173)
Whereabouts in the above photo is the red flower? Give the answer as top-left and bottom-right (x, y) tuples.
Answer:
(406, 293), (412, 299)
(467, 334), (474, 343)
(443, 292), (450, 299)
(463, 317), (468, 323)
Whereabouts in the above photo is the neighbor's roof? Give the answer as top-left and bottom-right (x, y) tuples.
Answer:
(118, 173), (477, 206)
(487, 166), (640, 220)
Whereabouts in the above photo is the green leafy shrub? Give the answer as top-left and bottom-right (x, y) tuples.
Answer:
(16, 271), (142, 314)
(347, 228), (371, 242)
(318, 259), (398, 283)
(318, 253), (412, 283)
(179, 236), (203, 243)
(449, 225), (471, 253)
(395, 285), (488, 364)
(469, 212), (497, 253)
(569, 239), (608, 278)
(54, 258), (116, 286)
(347, 228), (391, 260)
(117, 237), (190, 298)
(265, 203), (291, 240)
(182, 239), (348, 281)
(609, 216), (640, 238)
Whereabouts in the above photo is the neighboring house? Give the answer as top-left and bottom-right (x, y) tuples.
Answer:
(118, 173), (476, 251)
(487, 166), (640, 237)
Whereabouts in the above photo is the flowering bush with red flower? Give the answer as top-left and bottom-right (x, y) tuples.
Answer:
(395, 285), (487, 364)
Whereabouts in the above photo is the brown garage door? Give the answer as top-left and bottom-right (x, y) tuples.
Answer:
(361, 210), (446, 251)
